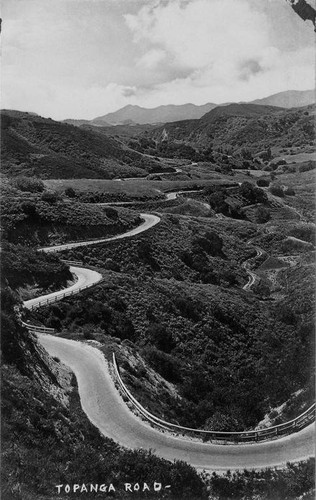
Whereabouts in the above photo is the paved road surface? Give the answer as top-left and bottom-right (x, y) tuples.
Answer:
(39, 214), (160, 253)
(165, 189), (204, 201)
(25, 214), (160, 308)
(29, 208), (314, 471)
(38, 334), (315, 471)
(24, 266), (103, 309)
(242, 245), (263, 291)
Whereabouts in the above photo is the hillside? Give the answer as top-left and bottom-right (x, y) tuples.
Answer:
(0, 111), (163, 179)
(1, 269), (206, 500)
(1, 182), (141, 246)
(146, 103), (315, 153)
(251, 89), (315, 108)
(199, 103), (284, 121)
(1, 145), (315, 498)
(29, 201), (315, 432)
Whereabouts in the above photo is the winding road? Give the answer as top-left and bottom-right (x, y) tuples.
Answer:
(24, 266), (103, 310)
(242, 246), (263, 291)
(114, 166), (183, 182)
(37, 334), (315, 471)
(165, 189), (204, 201)
(40, 213), (160, 253)
(25, 207), (315, 471)
(95, 188), (205, 206)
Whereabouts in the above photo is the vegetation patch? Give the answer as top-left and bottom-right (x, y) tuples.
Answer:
(1, 191), (140, 246)
(30, 266), (314, 432)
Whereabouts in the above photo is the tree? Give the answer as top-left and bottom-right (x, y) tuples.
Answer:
(209, 190), (228, 214)
(199, 231), (223, 256)
(142, 346), (181, 382)
(284, 187), (296, 196)
(65, 187), (76, 198)
(11, 176), (44, 193)
(41, 191), (59, 203)
(240, 182), (267, 204)
(104, 206), (118, 220)
(205, 411), (239, 431)
(256, 178), (270, 187)
(269, 184), (284, 197)
(299, 161), (315, 172)
(258, 148), (272, 162)
(255, 206), (271, 223)
(21, 201), (37, 216)
(148, 323), (175, 353)
(241, 148), (252, 160)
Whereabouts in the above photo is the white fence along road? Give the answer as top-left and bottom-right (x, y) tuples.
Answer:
(24, 208), (315, 471)
(23, 266), (103, 310)
(37, 334), (315, 471)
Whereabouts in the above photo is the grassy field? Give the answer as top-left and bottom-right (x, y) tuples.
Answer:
(235, 169), (267, 178)
(44, 176), (237, 198)
(275, 169), (315, 222)
(272, 151), (316, 164)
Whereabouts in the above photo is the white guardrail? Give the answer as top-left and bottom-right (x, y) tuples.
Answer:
(21, 250), (315, 443)
(113, 353), (315, 443)
(26, 278), (103, 311)
(61, 260), (83, 266)
(24, 261), (103, 310)
(21, 320), (55, 334)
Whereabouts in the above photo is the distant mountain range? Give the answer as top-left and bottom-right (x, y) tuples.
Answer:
(250, 89), (315, 108)
(62, 89), (315, 127)
(90, 102), (218, 126)
(2, 100), (314, 179)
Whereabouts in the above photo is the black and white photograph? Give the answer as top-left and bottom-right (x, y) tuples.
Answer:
(1, 0), (315, 499)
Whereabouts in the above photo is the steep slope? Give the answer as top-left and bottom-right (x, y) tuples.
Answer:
(199, 103), (284, 121)
(32, 211), (314, 432)
(0, 111), (161, 179)
(147, 103), (315, 153)
(1, 288), (206, 500)
(62, 118), (95, 127)
(1, 189), (141, 247)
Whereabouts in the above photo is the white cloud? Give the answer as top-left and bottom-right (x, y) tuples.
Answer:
(1, 0), (314, 119)
(124, 0), (315, 105)
(125, 0), (269, 71)
(1, 67), (135, 119)
(137, 49), (167, 69)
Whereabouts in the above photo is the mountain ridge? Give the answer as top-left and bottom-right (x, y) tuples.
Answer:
(0, 110), (162, 179)
(61, 89), (315, 127)
(143, 102), (315, 155)
(90, 102), (218, 126)
(251, 89), (315, 108)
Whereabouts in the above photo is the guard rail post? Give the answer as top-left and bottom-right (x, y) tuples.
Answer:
(112, 352), (315, 443)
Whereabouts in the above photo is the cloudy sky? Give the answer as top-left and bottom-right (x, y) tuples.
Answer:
(1, 0), (315, 120)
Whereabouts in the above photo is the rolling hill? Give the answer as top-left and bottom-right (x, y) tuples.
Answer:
(146, 102), (315, 153)
(251, 89), (315, 108)
(0, 110), (162, 179)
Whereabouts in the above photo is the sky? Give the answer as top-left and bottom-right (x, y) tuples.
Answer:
(1, 0), (315, 120)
